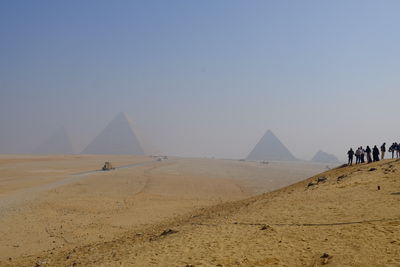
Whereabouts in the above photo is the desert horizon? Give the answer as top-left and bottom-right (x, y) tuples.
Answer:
(1, 1), (400, 266)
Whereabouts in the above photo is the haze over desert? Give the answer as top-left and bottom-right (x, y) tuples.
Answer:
(2, 1), (400, 266)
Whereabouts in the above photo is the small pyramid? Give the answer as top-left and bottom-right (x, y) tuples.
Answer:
(247, 130), (296, 161)
(33, 127), (75, 154)
(82, 112), (146, 155)
(312, 150), (339, 163)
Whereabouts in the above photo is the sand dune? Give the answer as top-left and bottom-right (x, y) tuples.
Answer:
(37, 158), (396, 267)
(0, 155), (343, 266)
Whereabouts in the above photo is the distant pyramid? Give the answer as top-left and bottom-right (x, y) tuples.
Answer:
(312, 150), (339, 163)
(247, 130), (296, 161)
(82, 112), (146, 155)
(33, 127), (75, 154)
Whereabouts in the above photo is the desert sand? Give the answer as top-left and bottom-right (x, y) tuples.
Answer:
(0, 155), (327, 266)
(4, 157), (399, 266)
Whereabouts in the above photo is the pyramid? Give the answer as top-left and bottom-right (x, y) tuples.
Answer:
(247, 130), (296, 161)
(312, 150), (339, 163)
(82, 112), (146, 155)
(33, 127), (75, 154)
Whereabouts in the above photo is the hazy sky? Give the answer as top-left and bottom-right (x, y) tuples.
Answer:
(1, 1), (399, 160)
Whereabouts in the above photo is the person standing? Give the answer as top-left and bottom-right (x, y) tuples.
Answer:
(366, 146), (372, 163)
(355, 147), (362, 164)
(348, 148), (354, 165)
(360, 146), (365, 163)
(381, 143), (386, 160)
(389, 143), (396, 159)
(373, 145), (380, 162)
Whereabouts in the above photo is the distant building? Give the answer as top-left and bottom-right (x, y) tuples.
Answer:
(311, 150), (339, 163)
(33, 127), (75, 154)
(82, 112), (150, 155)
(247, 130), (296, 161)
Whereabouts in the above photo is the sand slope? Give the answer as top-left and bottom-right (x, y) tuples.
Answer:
(6, 159), (400, 266)
(0, 156), (326, 266)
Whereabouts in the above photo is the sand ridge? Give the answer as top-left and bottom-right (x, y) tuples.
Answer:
(0, 155), (327, 265)
(5, 159), (399, 266)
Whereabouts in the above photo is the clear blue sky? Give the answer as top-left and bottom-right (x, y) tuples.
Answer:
(1, 1), (399, 160)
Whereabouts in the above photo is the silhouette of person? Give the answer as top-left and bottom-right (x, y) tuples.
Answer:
(389, 143), (396, 159)
(381, 143), (386, 160)
(373, 145), (380, 162)
(397, 143), (400, 158)
(355, 147), (361, 164)
(365, 146), (372, 163)
(347, 148), (354, 165)
(360, 146), (365, 163)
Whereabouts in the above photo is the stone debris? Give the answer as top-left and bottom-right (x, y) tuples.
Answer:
(160, 229), (178, 236)
(307, 182), (316, 187)
(35, 259), (48, 266)
(320, 253), (333, 264)
(307, 176), (328, 188)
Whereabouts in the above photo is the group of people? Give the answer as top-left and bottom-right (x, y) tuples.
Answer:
(388, 142), (400, 159)
(347, 142), (399, 165)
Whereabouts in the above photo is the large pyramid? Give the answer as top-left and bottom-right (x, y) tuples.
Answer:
(82, 112), (146, 155)
(312, 150), (339, 163)
(247, 130), (296, 161)
(33, 127), (75, 154)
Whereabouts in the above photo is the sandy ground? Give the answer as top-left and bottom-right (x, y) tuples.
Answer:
(0, 155), (327, 265)
(22, 158), (397, 267)
(0, 155), (149, 197)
